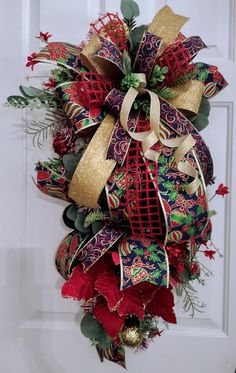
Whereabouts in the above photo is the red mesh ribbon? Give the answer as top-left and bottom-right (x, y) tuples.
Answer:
(90, 13), (128, 51)
(125, 118), (163, 238)
(77, 72), (115, 108)
(157, 42), (194, 85)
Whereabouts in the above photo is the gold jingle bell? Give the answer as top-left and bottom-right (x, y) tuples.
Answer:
(119, 326), (143, 347)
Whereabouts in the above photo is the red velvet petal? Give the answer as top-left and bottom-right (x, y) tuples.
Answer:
(95, 272), (123, 311)
(87, 252), (115, 277)
(117, 286), (145, 319)
(136, 282), (158, 305)
(94, 297), (125, 338)
(146, 287), (177, 324)
(61, 266), (95, 301)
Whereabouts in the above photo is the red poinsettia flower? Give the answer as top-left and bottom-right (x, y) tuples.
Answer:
(26, 52), (39, 70)
(204, 250), (216, 260)
(47, 42), (67, 60)
(36, 31), (52, 42)
(61, 253), (176, 338)
(43, 77), (57, 90)
(215, 183), (229, 197)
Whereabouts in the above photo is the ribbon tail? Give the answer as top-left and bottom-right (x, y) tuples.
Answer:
(68, 114), (116, 208)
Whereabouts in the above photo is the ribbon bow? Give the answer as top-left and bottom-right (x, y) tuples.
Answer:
(119, 73), (200, 195)
(33, 6), (226, 209)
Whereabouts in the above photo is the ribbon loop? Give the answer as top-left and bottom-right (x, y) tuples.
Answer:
(119, 81), (200, 194)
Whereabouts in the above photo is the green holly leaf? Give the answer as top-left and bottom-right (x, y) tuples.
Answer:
(164, 180), (175, 190)
(187, 226), (197, 236)
(134, 248), (144, 256)
(152, 269), (161, 278)
(150, 253), (161, 263)
(147, 243), (157, 253)
(196, 205), (204, 215)
(169, 190), (179, 202)
(159, 165), (167, 175)
(120, 0), (140, 20)
(185, 214), (193, 225)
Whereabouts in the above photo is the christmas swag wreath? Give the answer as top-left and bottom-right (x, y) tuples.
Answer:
(7, 0), (229, 368)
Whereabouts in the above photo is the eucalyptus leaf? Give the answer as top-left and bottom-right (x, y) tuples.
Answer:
(96, 333), (113, 349)
(19, 85), (45, 98)
(7, 95), (29, 108)
(191, 113), (209, 131)
(120, 0), (140, 20)
(74, 213), (90, 233)
(62, 153), (81, 173)
(199, 96), (211, 117)
(190, 97), (211, 131)
(80, 313), (104, 339)
(66, 204), (78, 221)
(129, 24), (147, 53)
(92, 221), (104, 235)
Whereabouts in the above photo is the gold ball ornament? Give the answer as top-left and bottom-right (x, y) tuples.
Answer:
(119, 326), (143, 347)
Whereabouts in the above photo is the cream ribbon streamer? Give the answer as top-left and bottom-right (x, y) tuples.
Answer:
(120, 74), (200, 195)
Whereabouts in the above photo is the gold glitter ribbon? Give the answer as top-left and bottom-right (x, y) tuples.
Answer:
(148, 5), (189, 55)
(168, 80), (205, 115)
(68, 114), (116, 208)
(80, 36), (122, 79)
(120, 76), (200, 195)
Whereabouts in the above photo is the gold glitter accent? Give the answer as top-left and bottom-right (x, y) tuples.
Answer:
(119, 326), (143, 347)
(167, 80), (205, 115)
(148, 6), (189, 55)
(68, 114), (116, 209)
(80, 36), (103, 74)
(81, 36), (122, 79)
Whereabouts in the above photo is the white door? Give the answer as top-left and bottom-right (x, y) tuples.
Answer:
(1, 0), (236, 372)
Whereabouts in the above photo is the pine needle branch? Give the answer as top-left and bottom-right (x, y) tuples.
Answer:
(172, 70), (197, 87)
(26, 109), (67, 148)
(152, 86), (177, 99)
(176, 283), (206, 318)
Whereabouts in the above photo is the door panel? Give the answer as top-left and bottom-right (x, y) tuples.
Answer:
(1, 0), (235, 372)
